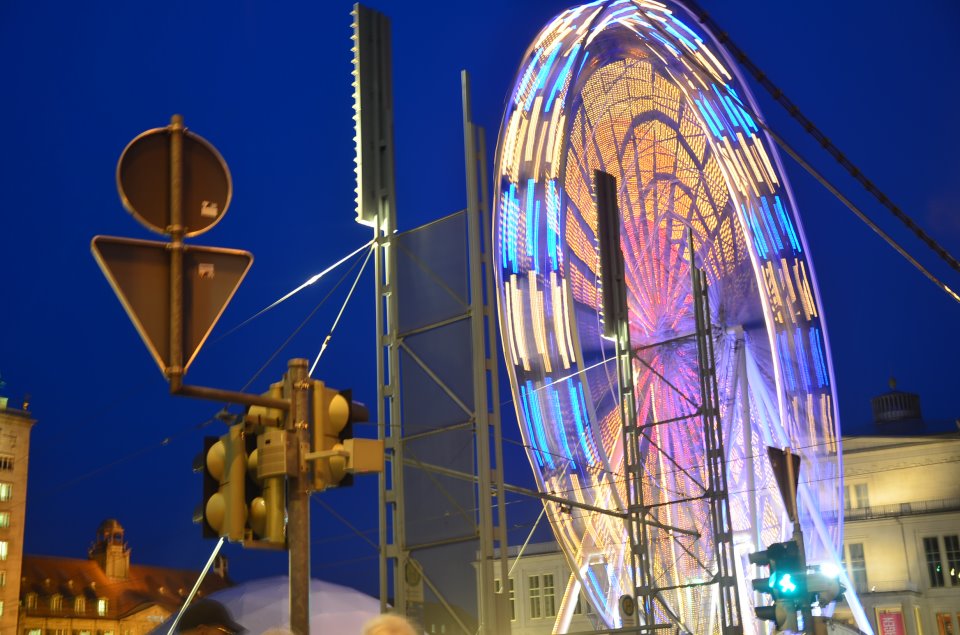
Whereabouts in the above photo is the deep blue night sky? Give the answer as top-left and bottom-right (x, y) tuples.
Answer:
(2, 0), (958, 598)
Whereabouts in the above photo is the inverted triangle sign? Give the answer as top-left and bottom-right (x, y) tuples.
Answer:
(92, 235), (253, 376)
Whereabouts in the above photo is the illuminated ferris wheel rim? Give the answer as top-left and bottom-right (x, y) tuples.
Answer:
(492, 0), (845, 629)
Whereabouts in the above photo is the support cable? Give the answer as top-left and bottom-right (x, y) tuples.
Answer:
(309, 244), (374, 376)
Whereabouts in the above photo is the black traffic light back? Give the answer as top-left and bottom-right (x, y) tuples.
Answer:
(194, 436), (221, 539)
(336, 389), (369, 488)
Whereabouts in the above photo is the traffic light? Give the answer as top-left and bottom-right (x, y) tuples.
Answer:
(750, 540), (805, 631)
(310, 380), (382, 491)
(195, 423), (248, 542)
(750, 540), (806, 600)
(194, 436), (221, 539)
(245, 382), (287, 547)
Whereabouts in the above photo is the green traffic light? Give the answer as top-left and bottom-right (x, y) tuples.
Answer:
(777, 573), (797, 594)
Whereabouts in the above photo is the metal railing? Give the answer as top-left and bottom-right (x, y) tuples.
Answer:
(845, 497), (960, 521)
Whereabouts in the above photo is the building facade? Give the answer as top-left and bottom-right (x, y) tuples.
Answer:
(831, 385), (960, 635)
(19, 519), (231, 635)
(0, 396), (36, 634)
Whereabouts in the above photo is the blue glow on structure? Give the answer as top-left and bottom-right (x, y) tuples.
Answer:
(670, 13), (702, 44)
(516, 54), (540, 108)
(811, 327), (829, 388)
(526, 44), (562, 111)
(648, 31), (680, 56)
(795, 328), (812, 391)
(777, 332), (798, 392)
(550, 386), (577, 470)
(760, 197), (785, 253)
(569, 380), (595, 464)
(742, 203), (769, 258)
(775, 196), (802, 253)
(664, 23), (697, 51)
(694, 99), (722, 138)
(518, 384), (542, 468)
(547, 43), (582, 112)
(547, 180), (560, 271)
(534, 200), (542, 273)
(524, 381), (556, 470)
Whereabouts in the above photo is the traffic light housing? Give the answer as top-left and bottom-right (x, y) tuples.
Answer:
(245, 381), (287, 547)
(310, 380), (381, 491)
(195, 423), (248, 542)
(750, 540), (805, 631)
(750, 540), (806, 600)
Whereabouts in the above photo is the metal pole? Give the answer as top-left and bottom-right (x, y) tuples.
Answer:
(168, 114), (185, 391)
(287, 358), (311, 635)
(785, 448), (814, 635)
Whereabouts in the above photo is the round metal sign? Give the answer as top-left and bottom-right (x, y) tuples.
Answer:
(116, 125), (232, 237)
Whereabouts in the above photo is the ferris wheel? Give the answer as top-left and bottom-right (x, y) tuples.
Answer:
(492, 1), (853, 633)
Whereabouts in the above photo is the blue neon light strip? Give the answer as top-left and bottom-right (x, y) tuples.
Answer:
(518, 384), (542, 467)
(526, 44), (562, 111)
(550, 386), (577, 470)
(794, 327), (812, 391)
(547, 179), (560, 271)
(774, 196), (802, 253)
(811, 327), (829, 388)
(742, 203), (769, 258)
(759, 197), (785, 253)
(777, 332), (797, 392)
(516, 54), (540, 108)
(524, 380), (556, 469)
(505, 184), (521, 273)
(694, 98), (722, 138)
(534, 200), (542, 274)
(546, 43), (581, 112)
(670, 14), (703, 44)
(648, 31), (680, 56)
(699, 97), (726, 134)
(664, 23), (697, 51)
(569, 380), (596, 465)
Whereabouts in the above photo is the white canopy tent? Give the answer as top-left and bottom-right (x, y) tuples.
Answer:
(149, 576), (381, 634)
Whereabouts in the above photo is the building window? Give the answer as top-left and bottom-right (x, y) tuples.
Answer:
(75, 596), (86, 614)
(0, 570), (5, 587)
(0, 455), (13, 471)
(853, 483), (869, 509)
(925, 536), (945, 588)
(26, 593), (37, 609)
(0, 483), (10, 501)
(0, 512), (9, 529)
(543, 574), (556, 618)
(51, 594), (62, 611)
(98, 598), (108, 616)
(843, 486), (851, 511)
(528, 575), (541, 619)
(26, 629), (41, 635)
(944, 535), (960, 586)
(0, 541), (7, 561)
(846, 543), (867, 592)
(0, 600), (3, 616)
